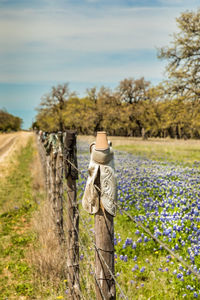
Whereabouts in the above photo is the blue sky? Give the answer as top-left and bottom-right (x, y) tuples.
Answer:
(0, 0), (199, 128)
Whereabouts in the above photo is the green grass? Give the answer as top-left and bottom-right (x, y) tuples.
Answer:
(114, 140), (200, 166)
(0, 139), (37, 298)
(113, 214), (190, 300)
(76, 198), (188, 299)
(2, 136), (199, 299)
(0, 138), (68, 299)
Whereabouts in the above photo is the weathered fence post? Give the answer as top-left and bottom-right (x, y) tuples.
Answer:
(54, 132), (64, 243)
(95, 208), (115, 299)
(94, 132), (116, 300)
(63, 130), (80, 299)
(82, 131), (117, 300)
(43, 133), (64, 243)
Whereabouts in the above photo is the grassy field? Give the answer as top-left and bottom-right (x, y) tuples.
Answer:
(0, 137), (38, 298)
(78, 135), (200, 165)
(77, 136), (200, 299)
(1, 135), (200, 299)
(112, 137), (200, 166)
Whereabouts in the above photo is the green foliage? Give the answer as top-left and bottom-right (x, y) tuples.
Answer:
(35, 81), (200, 138)
(0, 109), (22, 132)
(35, 8), (200, 139)
(158, 9), (200, 102)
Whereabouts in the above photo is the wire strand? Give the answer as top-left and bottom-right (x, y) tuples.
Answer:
(64, 155), (200, 282)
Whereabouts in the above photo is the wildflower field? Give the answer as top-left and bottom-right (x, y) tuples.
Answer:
(1, 134), (200, 299)
(77, 139), (200, 299)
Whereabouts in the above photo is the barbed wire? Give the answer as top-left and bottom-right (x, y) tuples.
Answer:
(63, 176), (127, 299)
(38, 137), (200, 300)
(63, 195), (107, 300)
(63, 155), (200, 282)
(72, 198), (128, 300)
(62, 207), (95, 300)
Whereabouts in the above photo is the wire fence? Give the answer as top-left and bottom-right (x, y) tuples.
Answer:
(63, 152), (200, 282)
(36, 131), (200, 300)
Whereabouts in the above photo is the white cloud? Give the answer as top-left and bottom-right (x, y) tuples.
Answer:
(0, 6), (179, 52)
(0, 3), (198, 83)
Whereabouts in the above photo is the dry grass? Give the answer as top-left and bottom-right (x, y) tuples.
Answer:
(27, 135), (67, 297)
(31, 135), (45, 193)
(29, 202), (66, 284)
(78, 134), (200, 147)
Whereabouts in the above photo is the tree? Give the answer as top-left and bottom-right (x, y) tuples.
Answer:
(158, 9), (200, 102)
(36, 83), (76, 131)
(86, 87), (98, 103)
(0, 109), (22, 132)
(117, 77), (150, 104)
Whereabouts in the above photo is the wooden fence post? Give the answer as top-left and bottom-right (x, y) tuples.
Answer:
(45, 133), (64, 244)
(94, 132), (116, 300)
(54, 132), (64, 243)
(94, 200), (116, 300)
(63, 130), (80, 299)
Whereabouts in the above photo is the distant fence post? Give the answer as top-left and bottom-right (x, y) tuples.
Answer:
(54, 132), (64, 243)
(42, 132), (64, 244)
(63, 130), (80, 299)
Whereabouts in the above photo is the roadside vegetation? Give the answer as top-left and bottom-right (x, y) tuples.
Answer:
(0, 135), (66, 299)
(0, 109), (22, 132)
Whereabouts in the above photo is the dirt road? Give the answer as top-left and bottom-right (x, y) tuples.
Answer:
(0, 131), (33, 177)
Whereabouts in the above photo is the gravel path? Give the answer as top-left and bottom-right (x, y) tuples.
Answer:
(0, 131), (33, 176)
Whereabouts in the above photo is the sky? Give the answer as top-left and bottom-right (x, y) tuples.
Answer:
(0, 0), (199, 129)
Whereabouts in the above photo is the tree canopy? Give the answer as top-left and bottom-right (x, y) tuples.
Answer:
(0, 109), (22, 132)
(158, 9), (200, 102)
(35, 9), (200, 139)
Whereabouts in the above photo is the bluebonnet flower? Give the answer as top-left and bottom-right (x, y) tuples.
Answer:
(134, 264), (139, 270)
(177, 273), (183, 279)
(175, 244), (179, 250)
(132, 242), (137, 249)
(140, 267), (145, 273)
(124, 255), (128, 262)
(77, 140), (200, 290)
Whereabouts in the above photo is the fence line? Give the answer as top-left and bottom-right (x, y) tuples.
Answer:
(37, 130), (200, 300)
(64, 151), (200, 283)
(78, 206), (127, 299)
(64, 184), (126, 299)
(63, 204), (94, 300)
(63, 196), (107, 300)
(37, 131), (121, 299)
